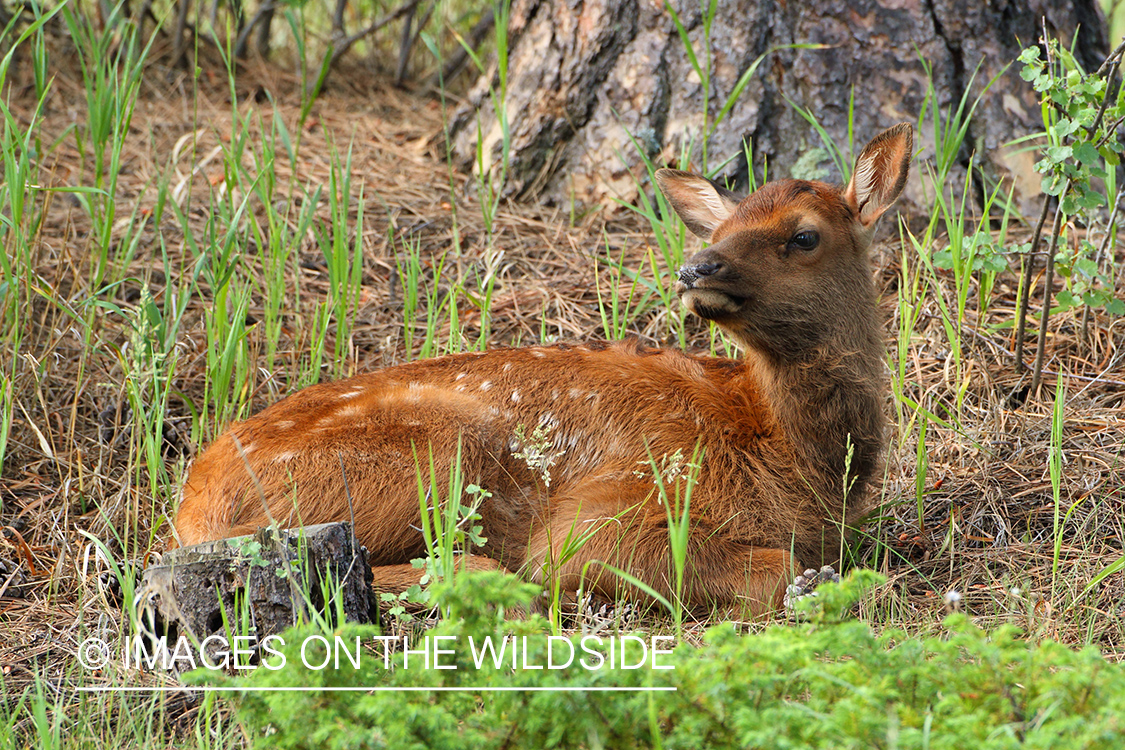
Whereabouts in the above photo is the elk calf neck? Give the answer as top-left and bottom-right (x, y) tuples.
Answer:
(174, 123), (913, 615)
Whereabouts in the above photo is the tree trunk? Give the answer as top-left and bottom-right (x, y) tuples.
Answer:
(139, 523), (376, 670)
(450, 0), (1107, 217)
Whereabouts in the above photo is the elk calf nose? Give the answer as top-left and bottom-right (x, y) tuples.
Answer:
(678, 261), (721, 286)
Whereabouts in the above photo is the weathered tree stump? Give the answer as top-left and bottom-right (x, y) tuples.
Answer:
(138, 523), (376, 655)
(450, 0), (1107, 218)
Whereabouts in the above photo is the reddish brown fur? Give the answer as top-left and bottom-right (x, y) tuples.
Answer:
(174, 124), (913, 616)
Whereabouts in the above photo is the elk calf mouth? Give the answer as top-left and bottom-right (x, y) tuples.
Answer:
(679, 288), (745, 318)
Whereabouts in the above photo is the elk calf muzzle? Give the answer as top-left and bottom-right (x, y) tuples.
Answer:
(677, 261), (722, 287)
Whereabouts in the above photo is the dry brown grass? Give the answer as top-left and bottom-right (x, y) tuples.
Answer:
(2, 46), (1124, 726)
(868, 253), (1125, 649)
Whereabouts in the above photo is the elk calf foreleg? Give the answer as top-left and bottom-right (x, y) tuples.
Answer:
(370, 555), (511, 595)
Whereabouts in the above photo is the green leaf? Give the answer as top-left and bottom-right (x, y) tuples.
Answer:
(1073, 142), (1100, 166)
(1046, 144), (1073, 163)
(1056, 289), (1078, 309)
(1051, 118), (1080, 138)
(1078, 190), (1106, 210)
(933, 248), (954, 269)
(1042, 174), (1065, 195)
(977, 255), (1008, 274)
(1018, 46), (1041, 65)
(1082, 289), (1108, 307)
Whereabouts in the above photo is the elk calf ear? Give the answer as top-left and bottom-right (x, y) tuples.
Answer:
(655, 169), (742, 240)
(844, 123), (913, 228)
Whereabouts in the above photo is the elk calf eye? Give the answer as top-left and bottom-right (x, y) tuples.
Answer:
(789, 230), (820, 251)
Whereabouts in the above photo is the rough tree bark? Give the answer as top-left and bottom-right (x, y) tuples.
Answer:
(450, 0), (1107, 217)
(138, 523), (376, 669)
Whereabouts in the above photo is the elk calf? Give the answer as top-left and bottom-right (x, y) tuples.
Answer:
(174, 124), (912, 616)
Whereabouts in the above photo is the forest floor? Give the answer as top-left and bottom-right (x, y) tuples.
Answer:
(2, 47), (1125, 732)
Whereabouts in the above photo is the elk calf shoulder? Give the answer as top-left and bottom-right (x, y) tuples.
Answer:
(174, 124), (913, 617)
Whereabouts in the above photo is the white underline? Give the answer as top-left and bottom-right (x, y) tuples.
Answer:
(77, 686), (676, 693)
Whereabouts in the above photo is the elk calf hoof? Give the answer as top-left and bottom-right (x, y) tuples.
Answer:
(783, 564), (842, 617)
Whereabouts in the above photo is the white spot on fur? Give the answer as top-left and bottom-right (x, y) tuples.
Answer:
(480, 380), (493, 391)
(503, 363), (512, 372)
(455, 384), (467, 392)
(531, 350), (546, 358)
(274, 451), (297, 463)
(551, 390), (559, 400)
(569, 388), (583, 399)
(339, 390), (362, 400)
(488, 406), (500, 416)
(337, 405), (362, 418)
(274, 420), (295, 430)
(316, 416), (334, 427)
(455, 372), (467, 381)
(242, 442), (258, 454)
(511, 390), (521, 403)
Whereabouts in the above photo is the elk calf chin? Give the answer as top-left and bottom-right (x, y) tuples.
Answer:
(174, 124), (913, 618)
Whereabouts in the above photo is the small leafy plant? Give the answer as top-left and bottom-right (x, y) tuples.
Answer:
(394, 438), (492, 620)
(1015, 36), (1125, 393)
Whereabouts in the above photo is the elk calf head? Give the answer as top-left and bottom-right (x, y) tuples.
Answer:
(656, 123), (912, 360)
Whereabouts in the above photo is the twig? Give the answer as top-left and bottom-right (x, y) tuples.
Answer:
(1094, 112), (1125, 150)
(1079, 187), (1124, 348)
(396, 1), (435, 87)
(394, 2), (417, 87)
(256, 1), (275, 57)
(234, 0), (275, 59)
(1094, 37), (1125, 78)
(170, 0), (192, 68)
(1014, 195), (1052, 371)
(1071, 41), (1123, 356)
(1030, 178), (1069, 395)
(1087, 54), (1122, 148)
(328, 0), (422, 68)
(949, 318), (1125, 388)
(433, 7), (495, 87)
(332, 0), (347, 37)
(134, 0), (166, 49)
